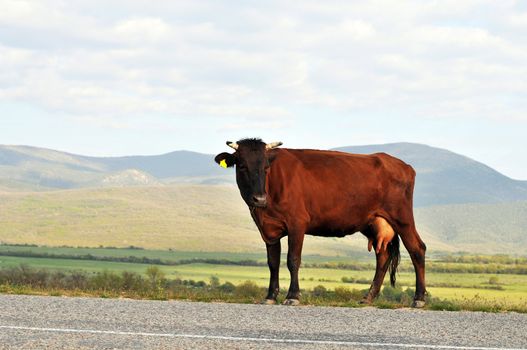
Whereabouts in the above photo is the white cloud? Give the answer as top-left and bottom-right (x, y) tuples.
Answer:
(219, 120), (292, 132)
(113, 18), (172, 44)
(509, 12), (527, 27)
(0, 0), (526, 125)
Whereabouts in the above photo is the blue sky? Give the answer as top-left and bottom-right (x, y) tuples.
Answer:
(0, 1), (526, 179)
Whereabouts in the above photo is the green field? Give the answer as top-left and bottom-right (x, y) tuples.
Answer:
(1, 245), (525, 306)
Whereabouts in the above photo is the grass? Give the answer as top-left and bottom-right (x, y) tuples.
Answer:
(0, 251), (526, 306)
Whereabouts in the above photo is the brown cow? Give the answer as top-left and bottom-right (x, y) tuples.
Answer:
(215, 138), (427, 307)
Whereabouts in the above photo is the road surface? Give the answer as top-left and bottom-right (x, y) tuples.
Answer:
(0, 295), (525, 349)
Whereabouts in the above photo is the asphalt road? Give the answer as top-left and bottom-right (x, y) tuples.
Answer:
(0, 295), (525, 349)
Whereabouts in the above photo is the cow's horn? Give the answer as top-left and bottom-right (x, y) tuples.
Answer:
(266, 142), (283, 150)
(226, 141), (239, 150)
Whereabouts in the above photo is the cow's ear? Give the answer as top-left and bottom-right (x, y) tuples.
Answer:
(215, 152), (236, 168)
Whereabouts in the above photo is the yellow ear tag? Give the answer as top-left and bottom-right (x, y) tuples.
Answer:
(220, 159), (228, 169)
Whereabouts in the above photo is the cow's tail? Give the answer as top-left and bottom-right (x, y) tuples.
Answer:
(388, 234), (400, 287)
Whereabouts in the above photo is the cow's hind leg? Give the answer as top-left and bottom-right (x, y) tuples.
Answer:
(363, 245), (390, 304)
(362, 217), (397, 304)
(262, 241), (281, 305)
(399, 224), (427, 308)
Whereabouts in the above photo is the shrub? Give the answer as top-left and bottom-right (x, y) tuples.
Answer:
(488, 276), (499, 285)
(47, 271), (67, 289)
(356, 278), (371, 284)
(353, 288), (369, 300)
(0, 264), (47, 287)
(195, 281), (207, 288)
(67, 272), (89, 290)
(219, 282), (236, 293)
(312, 285), (327, 297)
(146, 266), (165, 288)
(380, 286), (414, 305)
(380, 285), (402, 301)
(429, 299), (462, 311)
(121, 271), (144, 292)
(210, 276), (220, 289)
(90, 271), (122, 291)
(334, 287), (354, 301)
(234, 281), (262, 298)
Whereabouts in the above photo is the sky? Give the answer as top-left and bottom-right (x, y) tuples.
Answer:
(0, 1), (526, 179)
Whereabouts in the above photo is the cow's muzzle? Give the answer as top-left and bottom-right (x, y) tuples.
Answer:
(252, 195), (268, 208)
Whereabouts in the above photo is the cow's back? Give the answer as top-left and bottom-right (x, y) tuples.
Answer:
(267, 149), (415, 235)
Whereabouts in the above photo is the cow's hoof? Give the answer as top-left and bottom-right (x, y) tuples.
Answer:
(412, 300), (426, 308)
(261, 299), (277, 305)
(283, 299), (301, 306)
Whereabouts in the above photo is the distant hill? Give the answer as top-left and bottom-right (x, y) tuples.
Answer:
(415, 201), (527, 253)
(80, 151), (226, 179)
(334, 143), (527, 206)
(2, 143), (527, 207)
(0, 145), (230, 190)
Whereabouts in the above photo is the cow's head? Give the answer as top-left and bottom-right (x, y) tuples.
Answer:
(215, 138), (282, 208)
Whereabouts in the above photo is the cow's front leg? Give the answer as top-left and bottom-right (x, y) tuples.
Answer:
(262, 241), (281, 304)
(284, 233), (304, 306)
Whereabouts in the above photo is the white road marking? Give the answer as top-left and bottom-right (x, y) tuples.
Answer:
(0, 325), (525, 350)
